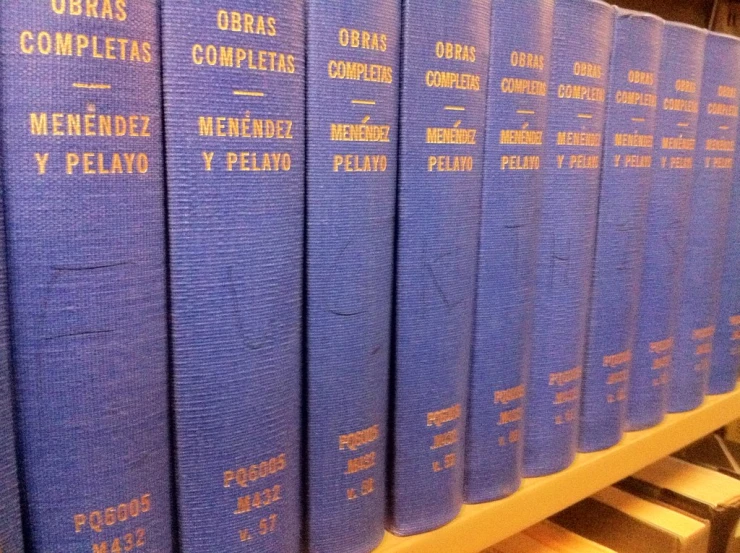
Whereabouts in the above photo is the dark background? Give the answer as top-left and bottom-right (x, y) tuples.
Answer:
(613, 0), (740, 32)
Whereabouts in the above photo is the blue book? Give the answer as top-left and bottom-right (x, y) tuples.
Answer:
(578, 10), (663, 453)
(0, 195), (23, 553)
(627, 22), (706, 430)
(670, 32), (740, 412)
(713, 162), (740, 394)
(522, 0), (614, 477)
(391, 0), (491, 535)
(465, 0), (554, 504)
(162, 2), (304, 551)
(1, 2), (173, 551)
(305, 1), (400, 552)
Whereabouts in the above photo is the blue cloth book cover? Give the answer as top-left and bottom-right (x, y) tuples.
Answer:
(627, 22), (706, 430)
(522, 0), (614, 478)
(465, 0), (553, 504)
(305, 1), (400, 552)
(669, 32), (740, 413)
(713, 157), (740, 394)
(0, 194), (23, 553)
(392, 0), (491, 536)
(1, 1), (173, 551)
(162, 2), (304, 552)
(578, 10), (663, 453)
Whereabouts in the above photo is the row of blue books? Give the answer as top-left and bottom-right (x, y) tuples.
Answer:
(0, 0), (737, 552)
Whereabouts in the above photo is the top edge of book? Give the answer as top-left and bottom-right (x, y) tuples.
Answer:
(664, 19), (709, 34)
(614, 7), (665, 23)
(708, 29), (740, 43)
(568, 0), (614, 12)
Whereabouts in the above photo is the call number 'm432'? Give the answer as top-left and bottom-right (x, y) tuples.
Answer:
(92, 528), (145, 553)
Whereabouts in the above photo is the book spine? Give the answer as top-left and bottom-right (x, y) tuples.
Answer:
(0, 196), (23, 553)
(392, 0), (491, 535)
(162, 2), (304, 552)
(1, 1), (172, 551)
(712, 165), (740, 394)
(627, 23), (706, 430)
(464, 0), (553, 504)
(578, 10), (663, 453)
(670, 32), (740, 412)
(522, 0), (614, 477)
(305, 1), (399, 552)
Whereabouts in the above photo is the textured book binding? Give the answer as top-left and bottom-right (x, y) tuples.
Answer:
(713, 160), (740, 394)
(627, 22), (707, 430)
(162, 2), (304, 551)
(522, 0), (614, 477)
(670, 32), (740, 412)
(464, 0), (554, 504)
(305, 1), (399, 552)
(0, 196), (23, 553)
(1, 2), (172, 551)
(392, 0), (491, 535)
(578, 10), (663, 453)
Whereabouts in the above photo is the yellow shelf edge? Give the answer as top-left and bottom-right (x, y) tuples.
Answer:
(375, 387), (740, 553)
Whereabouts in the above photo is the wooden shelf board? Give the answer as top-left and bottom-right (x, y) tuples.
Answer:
(375, 387), (740, 553)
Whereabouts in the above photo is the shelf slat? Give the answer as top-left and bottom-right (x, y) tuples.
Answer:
(375, 387), (740, 553)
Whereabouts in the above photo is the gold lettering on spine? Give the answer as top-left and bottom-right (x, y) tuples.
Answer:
(338, 28), (387, 51)
(21, 2), (151, 65)
(628, 70), (654, 85)
(501, 77), (546, 96)
(22, 1), (159, 195)
(700, 82), (740, 172)
(216, 10), (277, 36)
(548, 366), (581, 425)
(197, 113), (294, 140)
(494, 385), (525, 405)
(550, 57), (606, 173)
(609, 67), (659, 171)
(499, 47), (546, 174)
(427, 124), (477, 145)
(317, 13), (400, 501)
(191, 44), (295, 73)
(187, 7), (300, 543)
(328, 60), (392, 83)
(557, 84), (605, 102)
(425, 70), (480, 90)
(435, 41), (476, 62)
(412, 24), (486, 470)
(332, 154), (387, 172)
(20, 31), (152, 63)
(51, 0), (127, 21)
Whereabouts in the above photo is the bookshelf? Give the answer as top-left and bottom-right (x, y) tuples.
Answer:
(374, 388), (740, 553)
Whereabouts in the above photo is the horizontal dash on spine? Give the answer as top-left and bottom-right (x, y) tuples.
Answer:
(444, 106), (465, 111)
(233, 90), (265, 97)
(577, 113), (593, 119)
(516, 109), (535, 115)
(73, 83), (111, 90)
(351, 99), (376, 105)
